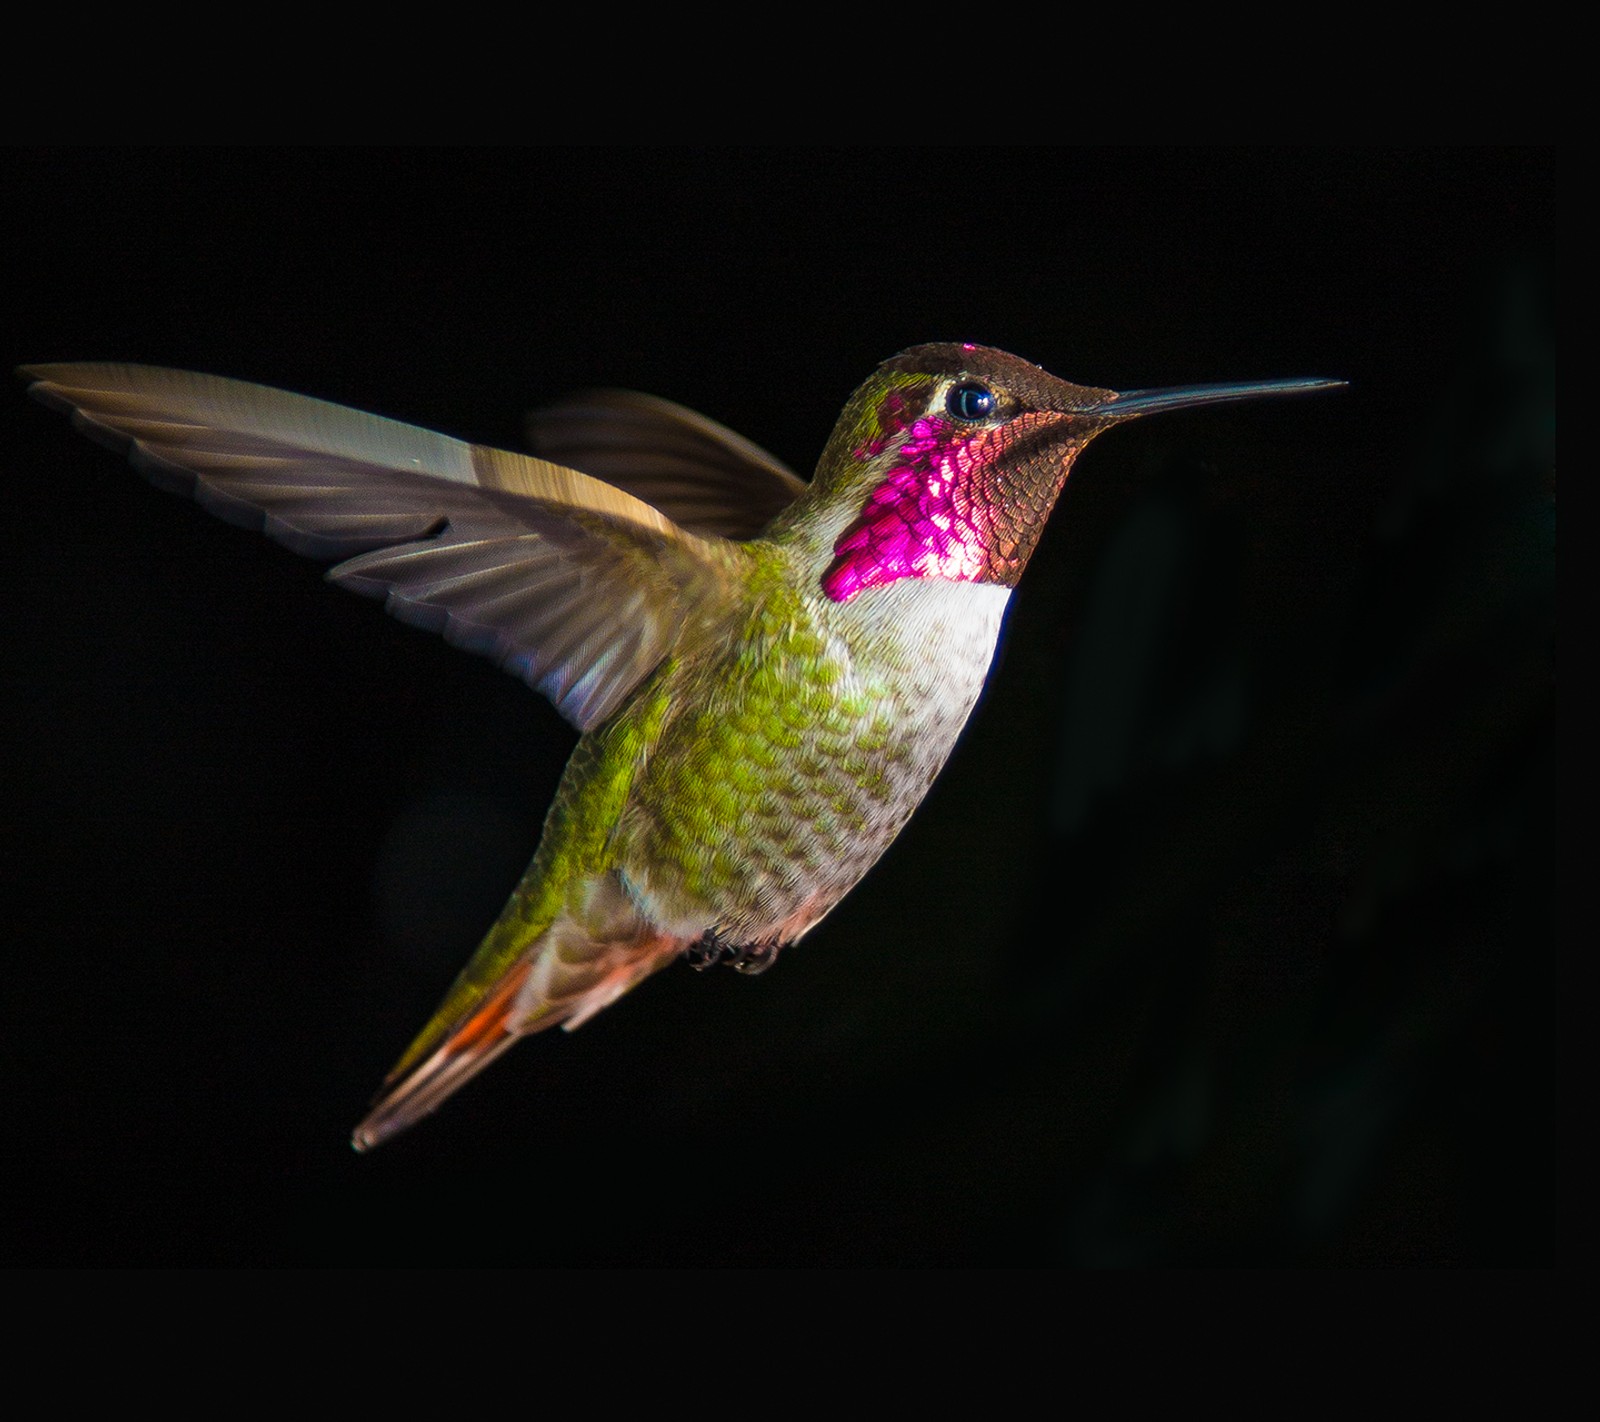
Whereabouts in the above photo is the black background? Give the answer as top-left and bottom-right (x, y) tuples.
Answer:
(1, 150), (1553, 1266)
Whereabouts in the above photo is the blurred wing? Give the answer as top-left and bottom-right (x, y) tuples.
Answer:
(528, 388), (808, 540)
(23, 363), (738, 731)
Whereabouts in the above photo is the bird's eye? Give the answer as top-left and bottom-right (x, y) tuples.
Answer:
(946, 381), (996, 423)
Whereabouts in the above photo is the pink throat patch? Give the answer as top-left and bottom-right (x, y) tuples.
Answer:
(823, 417), (990, 603)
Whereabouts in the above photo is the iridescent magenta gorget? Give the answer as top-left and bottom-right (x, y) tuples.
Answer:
(822, 409), (1077, 603)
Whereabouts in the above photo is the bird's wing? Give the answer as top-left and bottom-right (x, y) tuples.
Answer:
(22, 363), (741, 732)
(527, 388), (808, 540)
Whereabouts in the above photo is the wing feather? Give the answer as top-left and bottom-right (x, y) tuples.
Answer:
(22, 363), (741, 731)
(527, 387), (808, 540)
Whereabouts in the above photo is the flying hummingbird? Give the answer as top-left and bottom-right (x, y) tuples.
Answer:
(21, 345), (1341, 1150)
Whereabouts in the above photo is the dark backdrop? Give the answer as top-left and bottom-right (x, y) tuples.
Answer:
(0, 149), (1554, 1266)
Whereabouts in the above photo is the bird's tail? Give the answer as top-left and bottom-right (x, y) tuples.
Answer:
(352, 879), (683, 1152)
(351, 959), (535, 1152)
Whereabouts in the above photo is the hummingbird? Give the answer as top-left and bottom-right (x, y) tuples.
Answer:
(20, 345), (1341, 1150)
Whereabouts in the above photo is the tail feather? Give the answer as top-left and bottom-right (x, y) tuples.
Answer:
(352, 959), (535, 1153)
(351, 926), (684, 1152)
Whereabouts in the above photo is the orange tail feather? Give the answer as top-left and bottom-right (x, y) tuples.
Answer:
(351, 959), (533, 1153)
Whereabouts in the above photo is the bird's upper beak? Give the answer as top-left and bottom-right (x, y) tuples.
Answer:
(1093, 377), (1347, 421)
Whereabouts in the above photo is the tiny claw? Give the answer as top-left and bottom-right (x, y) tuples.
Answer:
(731, 942), (780, 975)
(684, 929), (785, 974)
(686, 928), (730, 971)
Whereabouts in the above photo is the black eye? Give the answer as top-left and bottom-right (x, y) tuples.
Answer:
(946, 381), (996, 423)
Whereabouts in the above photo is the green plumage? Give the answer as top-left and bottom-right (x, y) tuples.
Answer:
(395, 539), (968, 1078)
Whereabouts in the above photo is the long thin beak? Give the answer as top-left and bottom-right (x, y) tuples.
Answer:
(1098, 377), (1346, 420)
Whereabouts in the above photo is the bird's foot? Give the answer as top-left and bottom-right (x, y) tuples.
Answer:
(686, 929), (783, 976)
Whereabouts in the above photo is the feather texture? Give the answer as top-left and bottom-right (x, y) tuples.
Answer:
(22, 364), (746, 731)
(528, 388), (807, 539)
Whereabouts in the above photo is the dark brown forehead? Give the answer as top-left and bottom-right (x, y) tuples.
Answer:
(882, 343), (1116, 414)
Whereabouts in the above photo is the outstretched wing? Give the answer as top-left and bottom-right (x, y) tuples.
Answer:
(22, 363), (740, 731)
(528, 388), (808, 540)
